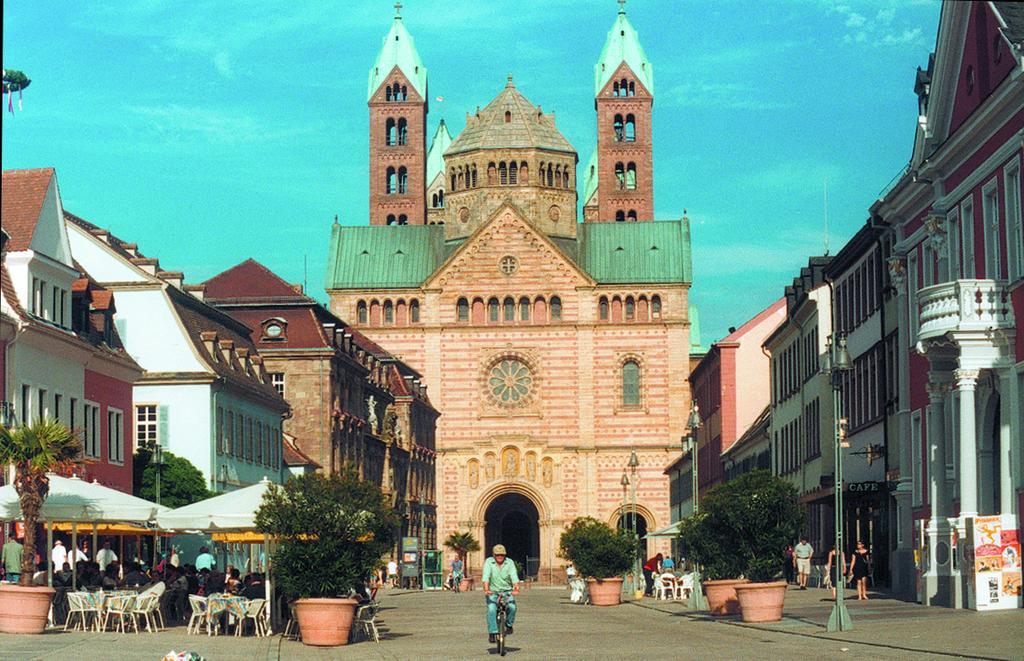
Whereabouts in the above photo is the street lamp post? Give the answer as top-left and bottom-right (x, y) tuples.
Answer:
(620, 470), (629, 532)
(152, 444), (164, 506)
(824, 334), (854, 632)
(683, 401), (707, 610)
(628, 449), (640, 597)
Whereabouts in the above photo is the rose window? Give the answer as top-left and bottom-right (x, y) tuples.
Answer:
(488, 359), (532, 404)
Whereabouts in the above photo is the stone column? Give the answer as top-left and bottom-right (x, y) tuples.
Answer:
(999, 370), (1016, 515)
(926, 381), (948, 521)
(955, 369), (980, 518)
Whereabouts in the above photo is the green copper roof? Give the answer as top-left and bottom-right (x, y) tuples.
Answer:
(326, 224), (447, 289)
(367, 14), (427, 102)
(581, 150), (599, 206)
(427, 120), (452, 185)
(688, 304), (708, 355)
(594, 7), (654, 96)
(326, 219), (691, 290)
(578, 220), (690, 283)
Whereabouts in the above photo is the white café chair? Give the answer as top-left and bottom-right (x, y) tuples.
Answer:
(677, 573), (694, 600)
(237, 598), (267, 637)
(186, 595), (208, 635)
(655, 574), (676, 600)
(133, 592), (164, 632)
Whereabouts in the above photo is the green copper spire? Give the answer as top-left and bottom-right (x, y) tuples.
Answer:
(594, 1), (653, 96)
(367, 5), (428, 102)
(581, 149), (599, 206)
(427, 119), (452, 185)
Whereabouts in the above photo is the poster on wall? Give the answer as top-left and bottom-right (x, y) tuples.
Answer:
(968, 515), (1022, 610)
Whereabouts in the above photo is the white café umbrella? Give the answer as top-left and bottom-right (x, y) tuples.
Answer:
(0, 474), (166, 587)
(644, 521), (683, 539)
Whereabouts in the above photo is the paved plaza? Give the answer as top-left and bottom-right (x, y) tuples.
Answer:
(1, 586), (1021, 660)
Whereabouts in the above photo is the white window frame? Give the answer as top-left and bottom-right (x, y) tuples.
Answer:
(107, 407), (124, 465)
(912, 409), (923, 507)
(20, 384), (31, 425)
(947, 208), (962, 279)
(83, 400), (101, 459)
(982, 178), (1001, 279)
(1004, 157), (1022, 281)
(37, 387), (49, 422)
(135, 404), (159, 450)
(270, 373), (285, 398)
(960, 197), (976, 279)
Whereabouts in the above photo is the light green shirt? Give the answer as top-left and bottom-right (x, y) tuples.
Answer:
(482, 556), (520, 592)
(2, 540), (23, 573)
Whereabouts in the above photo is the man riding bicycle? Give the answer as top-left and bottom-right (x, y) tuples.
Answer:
(483, 544), (520, 644)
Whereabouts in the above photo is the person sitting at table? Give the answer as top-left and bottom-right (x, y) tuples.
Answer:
(226, 567), (242, 594)
(53, 562), (74, 588)
(205, 569), (227, 595)
(197, 568), (210, 595)
(184, 565), (199, 595)
(124, 562), (149, 588)
(242, 574), (265, 600)
(101, 564), (121, 589)
(32, 561), (48, 586)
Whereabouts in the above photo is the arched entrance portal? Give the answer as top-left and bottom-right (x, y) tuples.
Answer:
(485, 493), (540, 579)
(617, 512), (649, 559)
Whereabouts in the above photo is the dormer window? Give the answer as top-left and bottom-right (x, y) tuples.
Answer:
(261, 318), (288, 341)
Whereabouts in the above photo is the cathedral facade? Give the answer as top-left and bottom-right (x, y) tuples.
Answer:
(327, 5), (694, 580)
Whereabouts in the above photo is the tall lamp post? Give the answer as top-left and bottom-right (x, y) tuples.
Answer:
(152, 444), (164, 506)
(628, 449), (640, 597)
(682, 402), (707, 610)
(620, 470), (629, 532)
(823, 334), (854, 632)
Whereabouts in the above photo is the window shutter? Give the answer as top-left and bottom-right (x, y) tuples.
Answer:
(158, 405), (169, 448)
(115, 318), (128, 344)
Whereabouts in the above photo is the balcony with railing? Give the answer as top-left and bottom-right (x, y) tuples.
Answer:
(916, 279), (1015, 342)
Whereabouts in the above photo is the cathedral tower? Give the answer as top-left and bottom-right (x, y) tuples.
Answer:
(590, 2), (654, 222)
(368, 5), (428, 226)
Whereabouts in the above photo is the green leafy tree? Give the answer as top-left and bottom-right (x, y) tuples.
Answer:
(255, 470), (398, 598)
(559, 516), (635, 579)
(679, 469), (805, 582)
(133, 448), (211, 508)
(0, 420), (84, 586)
(444, 530), (481, 574)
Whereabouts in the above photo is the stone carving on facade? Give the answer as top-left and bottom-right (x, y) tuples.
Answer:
(484, 452), (497, 481)
(541, 457), (554, 487)
(366, 395), (378, 432)
(524, 452), (537, 481)
(468, 459), (480, 489)
(502, 446), (520, 477)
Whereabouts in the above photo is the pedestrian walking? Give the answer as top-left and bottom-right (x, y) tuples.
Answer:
(783, 544), (795, 584)
(794, 536), (813, 590)
(387, 559), (399, 587)
(2, 535), (24, 583)
(849, 541), (871, 600)
(825, 544), (846, 599)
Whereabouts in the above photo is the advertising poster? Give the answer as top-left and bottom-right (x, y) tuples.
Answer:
(1000, 529), (1021, 601)
(969, 515), (1022, 610)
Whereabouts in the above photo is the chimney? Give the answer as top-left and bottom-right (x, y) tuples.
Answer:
(251, 354), (268, 381)
(89, 228), (111, 244)
(122, 242), (139, 257)
(323, 322), (336, 345)
(131, 257), (159, 275)
(237, 347), (253, 375)
(343, 332), (353, 353)
(200, 331), (218, 358)
(157, 271), (184, 289)
(219, 339), (236, 367)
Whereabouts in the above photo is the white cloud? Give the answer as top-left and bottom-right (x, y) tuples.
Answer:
(845, 13), (866, 28)
(213, 52), (233, 78)
(883, 28), (924, 46)
(124, 104), (319, 146)
(664, 82), (791, 111)
(824, 1), (928, 48)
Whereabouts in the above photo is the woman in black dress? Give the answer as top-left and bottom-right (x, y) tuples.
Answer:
(848, 541), (871, 600)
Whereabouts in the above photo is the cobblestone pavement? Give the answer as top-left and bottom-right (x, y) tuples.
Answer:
(1, 585), (1021, 660)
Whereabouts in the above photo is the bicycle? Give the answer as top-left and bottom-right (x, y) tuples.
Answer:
(493, 591), (512, 656)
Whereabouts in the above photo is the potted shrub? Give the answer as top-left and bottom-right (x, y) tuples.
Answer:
(559, 517), (635, 606)
(255, 470), (397, 646)
(680, 470), (804, 621)
(0, 420), (84, 634)
(443, 530), (480, 591)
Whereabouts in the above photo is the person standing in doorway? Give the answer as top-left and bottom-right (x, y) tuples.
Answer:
(794, 536), (813, 590)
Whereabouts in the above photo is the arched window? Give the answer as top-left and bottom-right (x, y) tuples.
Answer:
(626, 163), (637, 189)
(519, 297), (530, 321)
(539, 163), (546, 186)
(472, 298), (485, 324)
(651, 295), (662, 317)
(385, 214), (395, 225)
(471, 165), (478, 188)
(550, 296), (562, 320)
(488, 162), (496, 185)
(627, 210), (637, 222)
(622, 360), (641, 406)
(625, 114), (636, 142)
(499, 162), (508, 185)
(488, 298), (500, 323)
(398, 167), (408, 193)
(613, 114), (624, 141)
(637, 296), (649, 320)
(503, 297), (515, 321)
(400, 85), (407, 100)
(613, 81), (620, 96)
(398, 214), (408, 225)
(393, 82), (401, 100)
(509, 161), (518, 185)
(611, 296), (623, 322)
(438, 190), (444, 207)
(397, 118), (408, 145)
(620, 78), (628, 95)
(431, 193), (439, 208)
(519, 162), (528, 183)
(615, 162), (625, 190)
(410, 299), (420, 323)
(533, 297), (547, 322)
(386, 86), (393, 102)
(396, 300), (408, 325)
(387, 167), (397, 194)
(547, 166), (554, 187)
(599, 296), (609, 320)
(369, 300), (381, 325)
(357, 301), (368, 324)
(504, 110), (512, 123)
(625, 296), (635, 319)
(386, 118), (397, 145)
(563, 169), (569, 188)
(615, 210), (625, 222)
(383, 300), (394, 324)
(457, 169), (464, 189)
(457, 297), (469, 322)
(628, 81), (635, 96)
(450, 170), (457, 190)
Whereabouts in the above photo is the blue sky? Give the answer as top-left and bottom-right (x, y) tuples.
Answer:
(2, 0), (940, 343)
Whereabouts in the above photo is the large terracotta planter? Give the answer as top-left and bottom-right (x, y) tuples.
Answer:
(459, 577), (475, 591)
(734, 581), (788, 623)
(0, 584), (56, 634)
(702, 578), (749, 616)
(586, 577), (624, 606)
(293, 597), (359, 646)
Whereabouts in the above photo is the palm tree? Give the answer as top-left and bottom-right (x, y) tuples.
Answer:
(0, 419), (84, 586)
(444, 530), (481, 575)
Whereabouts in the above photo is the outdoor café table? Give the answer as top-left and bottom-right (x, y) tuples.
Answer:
(206, 594), (248, 633)
(76, 589), (137, 629)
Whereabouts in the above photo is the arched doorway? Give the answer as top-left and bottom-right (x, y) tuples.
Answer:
(484, 493), (540, 579)
(617, 511), (649, 559)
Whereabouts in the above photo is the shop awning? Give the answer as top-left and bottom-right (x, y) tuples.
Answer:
(644, 521), (682, 539)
